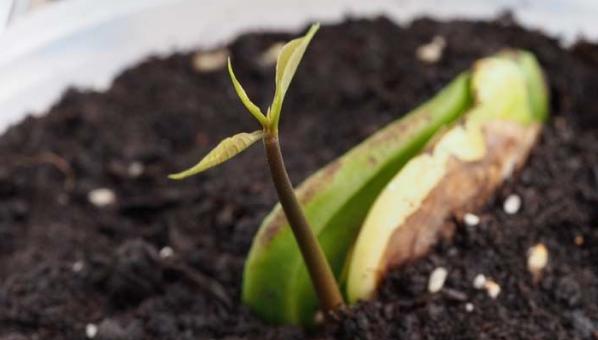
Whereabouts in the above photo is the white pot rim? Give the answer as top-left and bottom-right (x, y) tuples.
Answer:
(0, 0), (597, 132)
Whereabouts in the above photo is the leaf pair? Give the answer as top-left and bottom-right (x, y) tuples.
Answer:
(169, 24), (319, 180)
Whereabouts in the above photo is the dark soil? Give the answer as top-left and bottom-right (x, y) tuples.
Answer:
(1, 15), (598, 340)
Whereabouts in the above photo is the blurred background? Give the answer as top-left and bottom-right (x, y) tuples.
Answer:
(0, 0), (597, 133)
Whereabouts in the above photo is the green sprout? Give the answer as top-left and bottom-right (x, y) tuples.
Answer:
(170, 21), (548, 327)
(242, 50), (547, 326)
(169, 24), (345, 315)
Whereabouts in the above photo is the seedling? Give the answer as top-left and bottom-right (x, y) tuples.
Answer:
(170, 22), (548, 327)
(169, 24), (345, 315)
(244, 50), (547, 325)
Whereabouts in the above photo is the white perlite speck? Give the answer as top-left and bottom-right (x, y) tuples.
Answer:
(428, 267), (448, 293)
(465, 303), (474, 312)
(473, 274), (487, 289)
(503, 194), (522, 214)
(85, 323), (98, 338)
(259, 42), (285, 66)
(416, 36), (446, 64)
(127, 161), (144, 177)
(464, 213), (480, 226)
(528, 243), (549, 276)
(88, 188), (116, 207)
(484, 280), (501, 299)
(72, 261), (84, 272)
(159, 246), (174, 259)
(192, 48), (228, 72)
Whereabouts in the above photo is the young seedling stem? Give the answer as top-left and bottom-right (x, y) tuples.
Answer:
(169, 24), (344, 315)
(263, 132), (343, 312)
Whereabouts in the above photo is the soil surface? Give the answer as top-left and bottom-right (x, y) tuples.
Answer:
(1, 15), (598, 340)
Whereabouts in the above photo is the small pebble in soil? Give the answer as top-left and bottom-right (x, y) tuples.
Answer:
(416, 36), (446, 64)
(72, 261), (84, 272)
(127, 162), (144, 178)
(465, 302), (474, 312)
(314, 311), (325, 325)
(484, 280), (501, 299)
(442, 288), (468, 301)
(463, 213), (480, 226)
(259, 42), (285, 67)
(527, 243), (549, 279)
(57, 193), (69, 206)
(2, 333), (28, 340)
(428, 267), (448, 293)
(192, 48), (228, 72)
(555, 275), (582, 307)
(85, 323), (98, 339)
(96, 318), (143, 340)
(575, 234), (584, 246)
(159, 246), (174, 259)
(88, 188), (116, 207)
(569, 311), (597, 339)
(473, 274), (487, 289)
(503, 194), (522, 214)
(106, 240), (163, 305)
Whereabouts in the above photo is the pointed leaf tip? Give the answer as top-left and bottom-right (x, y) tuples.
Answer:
(168, 130), (264, 180)
(227, 58), (268, 126)
(270, 23), (320, 127)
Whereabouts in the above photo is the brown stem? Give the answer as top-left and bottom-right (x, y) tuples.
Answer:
(263, 132), (344, 313)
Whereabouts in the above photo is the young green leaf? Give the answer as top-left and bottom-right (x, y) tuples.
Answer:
(169, 130), (263, 179)
(270, 24), (320, 128)
(227, 59), (268, 126)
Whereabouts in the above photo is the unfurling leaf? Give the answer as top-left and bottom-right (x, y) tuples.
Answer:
(169, 130), (263, 180)
(270, 24), (319, 127)
(228, 59), (268, 126)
